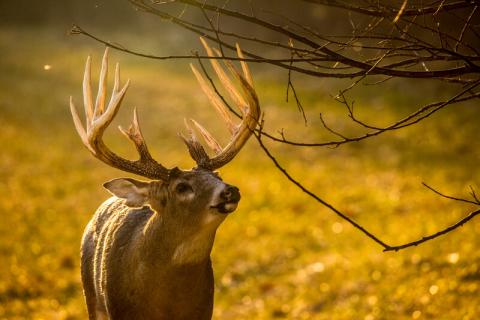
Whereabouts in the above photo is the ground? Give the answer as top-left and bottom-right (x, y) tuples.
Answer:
(0, 27), (479, 320)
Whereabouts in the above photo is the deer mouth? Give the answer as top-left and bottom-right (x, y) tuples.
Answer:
(211, 201), (239, 214)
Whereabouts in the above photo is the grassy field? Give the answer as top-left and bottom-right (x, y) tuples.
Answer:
(0, 26), (479, 319)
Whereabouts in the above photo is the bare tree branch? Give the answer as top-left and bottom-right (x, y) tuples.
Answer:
(255, 123), (480, 252)
(302, 0), (473, 18)
(129, 0), (480, 78)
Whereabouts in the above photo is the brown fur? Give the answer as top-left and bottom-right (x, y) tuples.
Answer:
(81, 169), (237, 319)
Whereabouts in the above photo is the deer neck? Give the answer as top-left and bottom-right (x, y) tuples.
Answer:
(141, 211), (217, 267)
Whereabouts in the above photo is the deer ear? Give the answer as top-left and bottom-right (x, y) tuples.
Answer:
(103, 178), (150, 208)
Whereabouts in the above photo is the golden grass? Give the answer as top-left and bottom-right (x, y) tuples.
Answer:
(0, 27), (479, 319)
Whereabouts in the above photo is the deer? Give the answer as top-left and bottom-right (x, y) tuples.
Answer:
(69, 39), (260, 320)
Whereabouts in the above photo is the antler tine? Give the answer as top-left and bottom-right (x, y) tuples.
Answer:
(211, 47), (249, 116)
(189, 119), (222, 154)
(236, 43), (253, 88)
(223, 59), (256, 116)
(93, 78), (130, 137)
(94, 47), (109, 117)
(70, 48), (171, 181)
(83, 55), (94, 130)
(112, 62), (120, 93)
(200, 38), (248, 114)
(190, 63), (237, 135)
(70, 96), (96, 154)
(118, 107), (156, 162)
(180, 119), (211, 167)
(182, 118), (199, 143)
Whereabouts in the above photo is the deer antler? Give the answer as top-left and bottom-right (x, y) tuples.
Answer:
(69, 48), (171, 180)
(183, 39), (261, 170)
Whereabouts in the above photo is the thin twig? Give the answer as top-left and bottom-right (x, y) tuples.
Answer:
(286, 44), (308, 125)
(383, 209), (480, 252)
(422, 183), (480, 205)
(469, 186), (480, 204)
(455, 6), (477, 52)
(318, 113), (348, 139)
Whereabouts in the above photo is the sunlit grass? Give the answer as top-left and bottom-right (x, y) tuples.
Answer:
(0, 26), (479, 319)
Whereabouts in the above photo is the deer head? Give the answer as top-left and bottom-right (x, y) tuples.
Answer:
(69, 40), (259, 229)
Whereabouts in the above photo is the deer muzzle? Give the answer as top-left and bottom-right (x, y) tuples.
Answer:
(212, 185), (241, 214)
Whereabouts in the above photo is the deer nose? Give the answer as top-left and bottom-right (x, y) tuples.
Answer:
(221, 185), (241, 202)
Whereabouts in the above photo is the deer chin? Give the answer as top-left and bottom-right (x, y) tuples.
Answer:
(210, 201), (238, 214)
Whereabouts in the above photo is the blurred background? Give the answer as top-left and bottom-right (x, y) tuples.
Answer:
(1, 1), (479, 319)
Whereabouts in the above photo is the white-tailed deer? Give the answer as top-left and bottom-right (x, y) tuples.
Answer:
(69, 40), (260, 320)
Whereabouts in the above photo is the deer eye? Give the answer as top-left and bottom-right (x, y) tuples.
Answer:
(175, 182), (193, 194)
